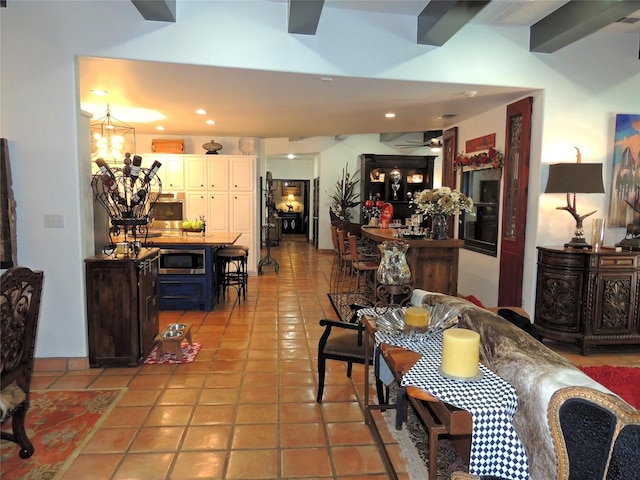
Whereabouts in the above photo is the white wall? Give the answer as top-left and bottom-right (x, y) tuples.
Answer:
(2, 0), (638, 358)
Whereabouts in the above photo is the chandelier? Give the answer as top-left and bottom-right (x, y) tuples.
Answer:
(91, 105), (136, 164)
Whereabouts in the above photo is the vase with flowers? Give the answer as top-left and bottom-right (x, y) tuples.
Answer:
(411, 187), (474, 240)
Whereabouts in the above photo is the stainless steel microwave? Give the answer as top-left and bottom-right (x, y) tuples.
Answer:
(158, 249), (206, 275)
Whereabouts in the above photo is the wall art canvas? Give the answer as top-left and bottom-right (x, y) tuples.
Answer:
(607, 114), (640, 227)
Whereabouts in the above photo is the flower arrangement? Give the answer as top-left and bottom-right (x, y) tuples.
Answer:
(329, 164), (360, 222)
(455, 147), (504, 169)
(362, 199), (385, 222)
(411, 186), (474, 217)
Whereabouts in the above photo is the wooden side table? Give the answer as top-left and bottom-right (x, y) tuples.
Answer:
(362, 316), (472, 479)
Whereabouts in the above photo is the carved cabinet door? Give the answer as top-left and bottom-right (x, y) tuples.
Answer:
(590, 271), (639, 336)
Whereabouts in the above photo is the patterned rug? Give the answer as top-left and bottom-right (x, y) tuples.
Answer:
(143, 341), (202, 364)
(1, 389), (124, 480)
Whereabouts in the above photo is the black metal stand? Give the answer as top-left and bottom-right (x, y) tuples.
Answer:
(259, 222), (279, 273)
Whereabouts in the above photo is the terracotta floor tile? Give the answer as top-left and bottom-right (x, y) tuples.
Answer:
(117, 388), (160, 407)
(239, 385), (278, 404)
(204, 373), (242, 388)
(166, 373), (207, 388)
(321, 402), (366, 423)
(198, 387), (239, 405)
(112, 453), (175, 480)
(57, 453), (122, 480)
(191, 404), (237, 425)
(280, 385), (318, 403)
(81, 427), (138, 454)
(279, 402), (323, 423)
(327, 421), (376, 446)
(157, 388), (201, 405)
(235, 403), (278, 424)
(102, 406), (151, 427)
(280, 423), (327, 448)
(129, 426), (185, 452)
(89, 375), (132, 389)
(231, 423), (278, 449)
(128, 374), (170, 389)
(331, 445), (387, 476)
(226, 449), (279, 479)
(49, 375), (97, 389)
(171, 450), (226, 479)
(243, 372), (279, 387)
(143, 405), (194, 426)
(182, 425), (232, 450)
(281, 447), (334, 478)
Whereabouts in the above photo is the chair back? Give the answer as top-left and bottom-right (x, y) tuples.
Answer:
(1, 267), (44, 395)
(330, 225), (339, 251)
(548, 386), (640, 480)
(347, 233), (360, 263)
(336, 229), (348, 257)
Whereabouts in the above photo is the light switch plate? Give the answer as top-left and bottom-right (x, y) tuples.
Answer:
(44, 214), (64, 228)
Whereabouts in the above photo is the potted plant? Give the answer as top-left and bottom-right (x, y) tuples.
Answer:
(329, 165), (360, 223)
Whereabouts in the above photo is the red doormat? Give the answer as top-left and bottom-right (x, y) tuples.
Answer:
(143, 342), (202, 364)
(0, 389), (124, 480)
(579, 365), (640, 409)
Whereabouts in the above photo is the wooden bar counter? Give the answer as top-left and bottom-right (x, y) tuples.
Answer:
(360, 226), (463, 296)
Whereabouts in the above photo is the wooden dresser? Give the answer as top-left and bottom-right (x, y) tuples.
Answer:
(535, 246), (640, 355)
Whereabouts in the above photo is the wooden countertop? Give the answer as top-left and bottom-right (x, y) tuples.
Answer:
(115, 232), (242, 247)
(360, 225), (464, 248)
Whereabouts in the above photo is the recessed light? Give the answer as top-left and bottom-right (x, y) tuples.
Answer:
(385, 113), (396, 118)
(463, 91), (477, 98)
(287, 154), (296, 159)
(206, 120), (215, 125)
(320, 77), (333, 82)
(90, 89), (108, 96)
(156, 126), (165, 131)
(196, 109), (207, 115)
(439, 113), (457, 119)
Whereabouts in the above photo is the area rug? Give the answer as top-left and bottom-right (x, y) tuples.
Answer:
(328, 292), (373, 323)
(579, 365), (640, 409)
(0, 388), (124, 480)
(143, 341), (202, 364)
(382, 384), (468, 479)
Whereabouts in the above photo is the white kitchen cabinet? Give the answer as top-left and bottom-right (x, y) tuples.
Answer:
(230, 156), (255, 191)
(186, 156), (230, 191)
(185, 191), (229, 232)
(155, 155), (184, 190)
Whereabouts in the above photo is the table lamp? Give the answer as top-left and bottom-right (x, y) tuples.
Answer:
(286, 194), (295, 212)
(544, 148), (605, 249)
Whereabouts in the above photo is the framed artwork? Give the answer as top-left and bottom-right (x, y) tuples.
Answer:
(607, 114), (640, 227)
(281, 181), (301, 196)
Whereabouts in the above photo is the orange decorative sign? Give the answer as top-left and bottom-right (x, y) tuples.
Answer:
(465, 134), (495, 154)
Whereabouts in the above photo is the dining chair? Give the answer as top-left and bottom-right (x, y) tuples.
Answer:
(347, 232), (379, 301)
(316, 317), (385, 404)
(1, 266), (44, 459)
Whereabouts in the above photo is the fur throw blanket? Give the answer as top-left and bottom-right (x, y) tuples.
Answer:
(411, 290), (611, 480)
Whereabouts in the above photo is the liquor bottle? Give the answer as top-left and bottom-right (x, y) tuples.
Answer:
(141, 160), (162, 187)
(130, 155), (142, 185)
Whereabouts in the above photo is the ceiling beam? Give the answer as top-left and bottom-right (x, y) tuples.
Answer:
(417, 0), (491, 46)
(530, 0), (640, 53)
(288, 0), (324, 35)
(131, 0), (176, 22)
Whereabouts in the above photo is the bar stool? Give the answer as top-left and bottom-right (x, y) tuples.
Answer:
(216, 247), (248, 303)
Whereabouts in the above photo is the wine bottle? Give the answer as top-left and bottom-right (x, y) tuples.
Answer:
(100, 174), (126, 205)
(141, 160), (162, 186)
(95, 158), (115, 179)
(130, 188), (147, 206)
(130, 155), (142, 185)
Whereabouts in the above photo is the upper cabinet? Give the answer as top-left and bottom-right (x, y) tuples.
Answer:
(230, 156), (256, 191)
(151, 154), (184, 191)
(186, 156), (229, 191)
(359, 154), (435, 223)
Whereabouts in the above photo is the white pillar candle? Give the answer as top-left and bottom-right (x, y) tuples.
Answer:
(441, 328), (480, 379)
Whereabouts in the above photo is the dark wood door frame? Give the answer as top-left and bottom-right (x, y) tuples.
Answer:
(498, 97), (533, 307)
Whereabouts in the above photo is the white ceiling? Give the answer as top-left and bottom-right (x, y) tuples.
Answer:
(79, 0), (640, 141)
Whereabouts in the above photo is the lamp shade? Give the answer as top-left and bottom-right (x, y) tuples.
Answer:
(287, 194), (295, 201)
(545, 163), (605, 194)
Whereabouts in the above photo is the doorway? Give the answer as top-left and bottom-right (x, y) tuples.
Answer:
(273, 179), (310, 240)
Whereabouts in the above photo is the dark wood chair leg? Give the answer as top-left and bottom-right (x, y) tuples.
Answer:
(12, 406), (34, 459)
(317, 355), (326, 403)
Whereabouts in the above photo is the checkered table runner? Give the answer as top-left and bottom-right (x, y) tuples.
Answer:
(359, 308), (529, 480)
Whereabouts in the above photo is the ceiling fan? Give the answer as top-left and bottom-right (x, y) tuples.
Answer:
(395, 130), (443, 152)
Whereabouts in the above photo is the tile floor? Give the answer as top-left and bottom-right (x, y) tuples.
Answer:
(29, 236), (640, 480)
